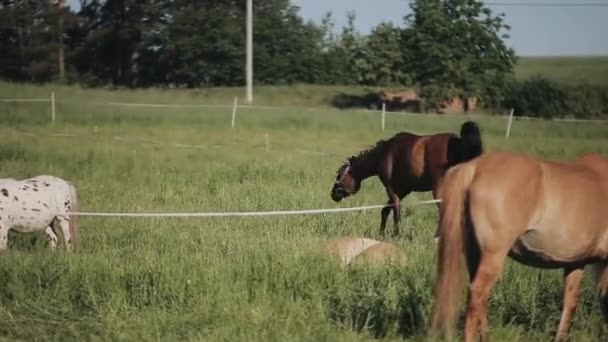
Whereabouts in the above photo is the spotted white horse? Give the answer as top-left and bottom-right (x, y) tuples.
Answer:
(0, 175), (79, 251)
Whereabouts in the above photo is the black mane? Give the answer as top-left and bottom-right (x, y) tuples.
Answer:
(335, 138), (389, 177)
(350, 138), (389, 161)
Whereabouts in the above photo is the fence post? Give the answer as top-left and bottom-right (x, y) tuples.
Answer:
(51, 91), (56, 123)
(381, 102), (386, 131)
(505, 108), (514, 138)
(231, 97), (238, 128)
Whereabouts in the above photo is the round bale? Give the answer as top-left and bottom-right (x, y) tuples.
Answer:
(319, 236), (380, 265)
(350, 241), (407, 267)
(319, 236), (407, 267)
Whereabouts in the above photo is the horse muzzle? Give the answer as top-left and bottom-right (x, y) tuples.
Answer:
(331, 188), (347, 202)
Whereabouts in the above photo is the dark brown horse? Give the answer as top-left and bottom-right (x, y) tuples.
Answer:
(330, 121), (483, 238)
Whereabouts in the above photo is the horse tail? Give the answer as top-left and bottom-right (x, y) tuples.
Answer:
(459, 121), (483, 161)
(593, 262), (608, 322)
(431, 161), (476, 339)
(67, 181), (79, 248)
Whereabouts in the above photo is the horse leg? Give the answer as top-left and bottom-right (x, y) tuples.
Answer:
(44, 226), (59, 249)
(55, 216), (73, 251)
(593, 262), (608, 323)
(464, 251), (507, 342)
(380, 186), (400, 237)
(394, 192), (413, 239)
(0, 223), (8, 250)
(554, 267), (584, 341)
(432, 186), (442, 243)
(391, 192), (404, 238)
(380, 200), (392, 236)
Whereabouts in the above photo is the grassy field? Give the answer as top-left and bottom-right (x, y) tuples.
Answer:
(516, 56), (608, 86)
(1, 55), (605, 113)
(1, 82), (608, 341)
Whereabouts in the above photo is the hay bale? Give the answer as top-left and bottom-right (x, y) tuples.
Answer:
(319, 236), (380, 265)
(319, 236), (407, 267)
(350, 241), (407, 267)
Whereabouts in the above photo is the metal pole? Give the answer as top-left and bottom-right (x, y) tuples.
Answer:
(231, 97), (238, 128)
(246, 0), (253, 103)
(51, 91), (56, 122)
(381, 102), (386, 131)
(506, 108), (514, 138)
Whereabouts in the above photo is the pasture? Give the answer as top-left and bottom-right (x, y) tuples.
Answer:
(515, 56), (608, 87)
(1, 82), (607, 341)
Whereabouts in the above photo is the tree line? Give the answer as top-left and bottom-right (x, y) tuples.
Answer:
(0, 0), (605, 117)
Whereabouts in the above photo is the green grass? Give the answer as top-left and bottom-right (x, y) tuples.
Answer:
(1, 55), (605, 113)
(515, 56), (608, 86)
(0, 81), (380, 109)
(0, 82), (607, 341)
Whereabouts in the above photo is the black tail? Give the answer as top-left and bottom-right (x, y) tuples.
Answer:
(459, 121), (483, 161)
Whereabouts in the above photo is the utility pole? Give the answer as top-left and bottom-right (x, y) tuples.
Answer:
(57, 0), (66, 81)
(246, 0), (253, 103)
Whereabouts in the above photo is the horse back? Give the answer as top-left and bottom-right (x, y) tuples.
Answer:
(468, 151), (608, 264)
(383, 132), (457, 191)
(0, 176), (73, 228)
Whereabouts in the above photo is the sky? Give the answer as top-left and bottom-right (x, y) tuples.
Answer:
(67, 0), (608, 57)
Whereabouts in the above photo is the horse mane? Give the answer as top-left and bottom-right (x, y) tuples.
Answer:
(336, 138), (390, 177)
(350, 138), (389, 162)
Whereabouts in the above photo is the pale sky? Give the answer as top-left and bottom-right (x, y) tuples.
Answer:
(67, 0), (608, 57)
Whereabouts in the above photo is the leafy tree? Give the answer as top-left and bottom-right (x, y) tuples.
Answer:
(163, 0), (243, 87)
(72, 0), (152, 86)
(404, 0), (517, 110)
(250, 0), (324, 84)
(0, 0), (77, 82)
(354, 23), (413, 86)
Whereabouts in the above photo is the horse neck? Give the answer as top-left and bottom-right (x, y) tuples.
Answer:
(351, 148), (382, 180)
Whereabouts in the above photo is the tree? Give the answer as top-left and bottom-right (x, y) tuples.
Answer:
(163, 0), (244, 87)
(354, 23), (413, 86)
(0, 0), (77, 82)
(72, 0), (152, 86)
(405, 0), (517, 110)
(252, 0), (325, 84)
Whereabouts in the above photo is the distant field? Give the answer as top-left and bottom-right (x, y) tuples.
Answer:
(1, 55), (605, 114)
(0, 83), (607, 341)
(0, 81), (377, 109)
(515, 56), (608, 86)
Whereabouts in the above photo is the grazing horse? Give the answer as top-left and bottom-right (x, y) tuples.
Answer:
(431, 150), (608, 342)
(330, 121), (483, 238)
(0, 175), (79, 251)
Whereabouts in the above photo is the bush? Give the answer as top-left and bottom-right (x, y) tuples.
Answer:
(504, 76), (608, 119)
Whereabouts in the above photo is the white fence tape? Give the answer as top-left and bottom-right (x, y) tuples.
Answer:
(69, 199), (441, 218)
(1, 98), (50, 102)
(0, 129), (336, 155)
(101, 101), (231, 109)
(4, 96), (608, 124)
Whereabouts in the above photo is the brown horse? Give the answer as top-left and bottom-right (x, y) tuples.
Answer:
(330, 121), (483, 238)
(431, 150), (608, 342)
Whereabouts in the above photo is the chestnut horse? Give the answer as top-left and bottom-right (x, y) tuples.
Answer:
(330, 121), (483, 238)
(431, 150), (608, 342)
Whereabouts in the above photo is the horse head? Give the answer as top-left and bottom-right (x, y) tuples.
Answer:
(331, 158), (362, 202)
